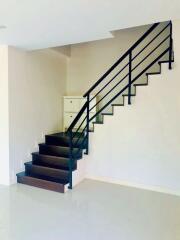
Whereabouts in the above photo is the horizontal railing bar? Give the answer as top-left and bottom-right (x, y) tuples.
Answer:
(89, 34), (170, 112)
(74, 135), (88, 158)
(73, 125), (87, 147)
(89, 72), (129, 112)
(132, 34), (170, 72)
(67, 101), (88, 132)
(74, 111), (97, 145)
(89, 36), (171, 112)
(132, 22), (170, 62)
(90, 23), (170, 104)
(69, 48), (171, 169)
(89, 47), (170, 122)
(89, 60), (129, 103)
(67, 23), (171, 160)
(66, 20), (172, 190)
(132, 47), (170, 84)
(83, 22), (160, 97)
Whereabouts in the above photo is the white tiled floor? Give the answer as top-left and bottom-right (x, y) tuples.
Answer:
(0, 179), (180, 240)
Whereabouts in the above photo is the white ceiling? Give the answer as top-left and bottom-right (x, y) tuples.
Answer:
(0, 0), (179, 50)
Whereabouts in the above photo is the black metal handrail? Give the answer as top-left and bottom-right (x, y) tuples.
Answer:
(89, 34), (170, 113)
(68, 101), (88, 131)
(89, 21), (171, 104)
(66, 21), (173, 189)
(83, 22), (160, 98)
(89, 47), (170, 123)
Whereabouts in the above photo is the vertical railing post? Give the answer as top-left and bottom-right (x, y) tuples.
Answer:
(68, 129), (73, 189)
(169, 21), (173, 70)
(128, 51), (132, 105)
(85, 94), (90, 155)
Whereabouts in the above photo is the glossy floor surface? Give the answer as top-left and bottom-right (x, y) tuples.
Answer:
(0, 179), (180, 240)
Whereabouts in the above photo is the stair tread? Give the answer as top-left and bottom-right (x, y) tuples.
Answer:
(88, 129), (94, 132)
(17, 172), (67, 193)
(46, 132), (83, 139)
(17, 171), (69, 185)
(93, 121), (103, 124)
(45, 132), (86, 148)
(39, 143), (80, 150)
(102, 113), (113, 116)
(159, 59), (174, 64)
(32, 152), (69, 160)
(146, 72), (161, 75)
(25, 161), (69, 173)
(122, 93), (136, 97)
(134, 83), (148, 86)
(25, 161), (70, 182)
(39, 143), (82, 159)
(111, 104), (124, 106)
(32, 152), (77, 170)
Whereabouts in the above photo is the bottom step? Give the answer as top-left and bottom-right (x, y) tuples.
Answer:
(17, 172), (68, 193)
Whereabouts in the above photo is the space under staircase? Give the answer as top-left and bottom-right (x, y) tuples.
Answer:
(17, 21), (174, 193)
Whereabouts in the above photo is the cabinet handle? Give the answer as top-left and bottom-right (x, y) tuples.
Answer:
(70, 101), (72, 103)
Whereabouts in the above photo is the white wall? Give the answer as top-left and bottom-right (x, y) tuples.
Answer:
(66, 22), (169, 116)
(8, 48), (67, 184)
(67, 23), (169, 95)
(67, 25), (148, 95)
(0, 46), (9, 185)
(85, 20), (180, 195)
(0, 19), (179, 193)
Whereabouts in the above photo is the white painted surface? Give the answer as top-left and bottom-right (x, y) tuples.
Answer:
(84, 20), (180, 194)
(64, 158), (87, 192)
(66, 23), (169, 115)
(0, 1), (179, 49)
(8, 48), (67, 184)
(67, 25), (150, 95)
(0, 180), (180, 240)
(72, 155), (87, 187)
(0, 19), (178, 196)
(87, 175), (180, 197)
(0, 46), (9, 185)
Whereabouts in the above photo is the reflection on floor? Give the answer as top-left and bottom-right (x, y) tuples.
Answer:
(0, 179), (180, 240)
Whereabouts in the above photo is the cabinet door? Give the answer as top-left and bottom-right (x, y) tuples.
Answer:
(64, 112), (96, 131)
(64, 98), (80, 112)
(64, 113), (77, 129)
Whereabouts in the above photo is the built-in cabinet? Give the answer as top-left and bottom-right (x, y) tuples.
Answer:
(63, 96), (96, 131)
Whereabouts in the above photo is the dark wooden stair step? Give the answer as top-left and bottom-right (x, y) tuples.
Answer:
(45, 132), (86, 148)
(16, 172), (68, 193)
(122, 93), (136, 97)
(25, 162), (69, 181)
(93, 121), (103, 125)
(134, 83), (148, 86)
(111, 103), (124, 106)
(101, 112), (113, 116)
(39, 143), (82, 159)
(32, 152), (77, 170)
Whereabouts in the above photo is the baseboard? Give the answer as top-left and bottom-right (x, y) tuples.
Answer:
(86, 175), (180, 197)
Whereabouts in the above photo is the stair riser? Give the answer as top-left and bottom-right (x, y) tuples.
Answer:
(25, 164), (69, 181)
(32, 154), (77, 170)
(45, 136), (86, 148)
(39, 145), (82, 159)
(17, 175), (65, 193)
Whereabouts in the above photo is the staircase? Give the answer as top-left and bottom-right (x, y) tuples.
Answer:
(17, 21), (174, 193)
